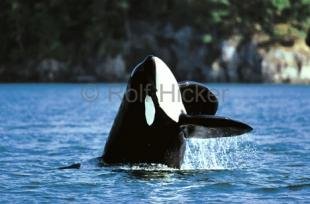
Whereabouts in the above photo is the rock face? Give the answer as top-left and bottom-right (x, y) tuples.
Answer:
(96, 54), (126, 82)
(36, 59), (66, 82)
(123, 22), (213, 82)
(122, 22), (309, 84)
(209, 37), (262, 83)
(31, 22), (310, 83)
(261, 40), (310, 83)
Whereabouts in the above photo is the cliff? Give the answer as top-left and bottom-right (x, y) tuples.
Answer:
(0, 0), (309, 83)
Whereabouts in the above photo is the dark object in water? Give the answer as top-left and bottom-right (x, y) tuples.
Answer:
(101, 55), (253, 169)
(58, 163), (81, 170)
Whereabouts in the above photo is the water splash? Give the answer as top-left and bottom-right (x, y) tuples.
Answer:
(110, 134), (256, 171)
(118, 164), (175, 171)
(182, 134), (255, 170)
(78, 135), (256, 171)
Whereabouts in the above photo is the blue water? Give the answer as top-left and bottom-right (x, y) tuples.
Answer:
(0, 84), (309, 203)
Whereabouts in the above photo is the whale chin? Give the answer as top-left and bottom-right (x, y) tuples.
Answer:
(152, 56), (187, 123)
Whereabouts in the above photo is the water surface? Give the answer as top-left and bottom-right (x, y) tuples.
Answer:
(0, 84), (309, 203)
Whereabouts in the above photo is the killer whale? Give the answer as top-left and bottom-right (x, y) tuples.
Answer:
(101, 55), (252, 168)
(59, 55), (252, 170)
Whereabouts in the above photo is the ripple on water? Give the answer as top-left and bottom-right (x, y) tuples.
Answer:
(0, 84), (309, 202)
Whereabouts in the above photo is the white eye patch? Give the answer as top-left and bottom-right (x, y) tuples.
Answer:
(144, 95), (155, 126)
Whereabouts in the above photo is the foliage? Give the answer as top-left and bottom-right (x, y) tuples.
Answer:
(0, 0), (309, 81)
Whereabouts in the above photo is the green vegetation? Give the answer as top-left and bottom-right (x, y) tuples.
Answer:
(0, 0), (309, 81)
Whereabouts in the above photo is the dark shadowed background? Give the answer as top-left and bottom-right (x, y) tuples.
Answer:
(0, 0), (309, 83)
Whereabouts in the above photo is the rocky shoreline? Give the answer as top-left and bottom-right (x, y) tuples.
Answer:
(30, 23), (309, 84)
(1, 1), (309, 83)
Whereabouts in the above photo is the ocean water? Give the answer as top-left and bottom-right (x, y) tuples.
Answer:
(0, 84), (309, 203)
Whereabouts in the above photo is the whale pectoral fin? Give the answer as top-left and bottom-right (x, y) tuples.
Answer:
(179, 114), (253, 138)
(179, 81), (218, 115)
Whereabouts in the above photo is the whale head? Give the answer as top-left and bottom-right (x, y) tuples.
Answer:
(128, 55), (187, 126)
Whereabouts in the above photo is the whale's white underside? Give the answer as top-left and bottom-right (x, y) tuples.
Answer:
(144, 57), (187, 126)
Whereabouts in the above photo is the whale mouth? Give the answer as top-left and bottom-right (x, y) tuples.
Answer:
(152, 56), (187, 122)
